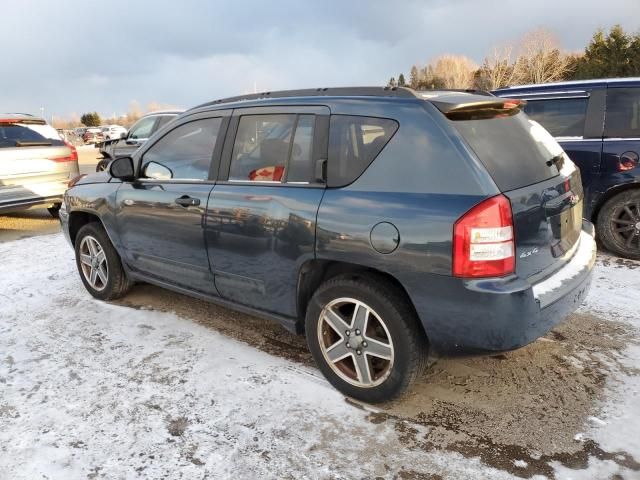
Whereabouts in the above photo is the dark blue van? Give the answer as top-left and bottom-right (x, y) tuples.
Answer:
(494, 78), (640, 259)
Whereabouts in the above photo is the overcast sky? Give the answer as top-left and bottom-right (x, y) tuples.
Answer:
(3, 0), (639, 119)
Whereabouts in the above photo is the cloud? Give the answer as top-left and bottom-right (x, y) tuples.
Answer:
(2, 0), (638, 118)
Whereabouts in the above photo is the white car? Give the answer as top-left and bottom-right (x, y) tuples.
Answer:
(101, 125), (127, 141)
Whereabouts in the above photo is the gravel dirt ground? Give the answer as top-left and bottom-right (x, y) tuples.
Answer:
(1, 150), (639, 478)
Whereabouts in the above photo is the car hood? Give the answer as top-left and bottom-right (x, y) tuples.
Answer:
(75, 171), (114, 185)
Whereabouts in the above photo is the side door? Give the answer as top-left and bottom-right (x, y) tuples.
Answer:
(519, 90), (605, 211)
(115, 112), (229, 295)
(601, 86), (640, 186)
(205, 106), (329, 317)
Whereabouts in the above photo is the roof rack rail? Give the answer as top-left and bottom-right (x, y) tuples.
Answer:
(416, 88), (494, 97)
(193, 86), (419, 109)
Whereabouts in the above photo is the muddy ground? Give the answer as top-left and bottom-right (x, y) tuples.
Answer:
(115, 284), (640, 478)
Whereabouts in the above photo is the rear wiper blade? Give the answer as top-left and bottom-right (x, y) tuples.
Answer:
(15, 140), (52, 147)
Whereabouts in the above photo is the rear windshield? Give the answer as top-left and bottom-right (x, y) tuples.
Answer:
(452, 112), (562, 191)
(0, 123), (64, 148)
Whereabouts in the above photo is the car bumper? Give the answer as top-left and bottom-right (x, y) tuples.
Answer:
(409, 221), (597, 356)
(0, 181), (68, 214)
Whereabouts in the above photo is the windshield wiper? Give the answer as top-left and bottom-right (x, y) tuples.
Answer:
(15, 140), (53, 147)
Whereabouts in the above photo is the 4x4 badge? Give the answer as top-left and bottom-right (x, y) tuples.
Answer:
(520, 247), (539, 259)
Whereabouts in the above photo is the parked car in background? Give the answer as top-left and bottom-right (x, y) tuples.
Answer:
(83, 127), (103, 144)
(95, 110), (182, 171)
(0, 114), (79, 217)
(61, 87), (596, 402)
(57, 129), (84, 147)
(494, 78), (640, 259)
(101, 124), (127, 141)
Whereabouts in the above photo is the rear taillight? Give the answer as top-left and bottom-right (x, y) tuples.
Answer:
(52, 141), (79, 163)
(453, 194), (515, 278)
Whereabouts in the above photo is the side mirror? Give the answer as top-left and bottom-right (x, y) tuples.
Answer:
(120, 132), (127, 139)
(109, 156), (136, 181)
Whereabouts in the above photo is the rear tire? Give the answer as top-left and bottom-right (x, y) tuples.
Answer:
(305, 275), (428, 403)
(597, 190), (640, 260)
(75, 222), (132, 300)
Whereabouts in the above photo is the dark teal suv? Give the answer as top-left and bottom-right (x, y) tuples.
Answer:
(495, 78), (640, 259)
(60, 87), (596, 402)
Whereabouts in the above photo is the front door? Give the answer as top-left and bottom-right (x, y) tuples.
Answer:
(206, 107), (329, 316)
(116, 115), (227, 295)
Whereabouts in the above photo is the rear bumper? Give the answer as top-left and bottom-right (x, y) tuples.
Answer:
(0, 181), (69, 214)
(408, 221), (597, 356)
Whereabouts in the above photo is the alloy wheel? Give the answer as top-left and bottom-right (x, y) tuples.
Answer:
(79, 235), (109, 291)
(611, 200), (640, 251)
(317, 297), (394, 388)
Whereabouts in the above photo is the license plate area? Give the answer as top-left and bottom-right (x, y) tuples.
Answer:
(550, 200), (582, 257)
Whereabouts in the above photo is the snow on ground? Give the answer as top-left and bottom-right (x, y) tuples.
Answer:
(0, 233), (639, 479)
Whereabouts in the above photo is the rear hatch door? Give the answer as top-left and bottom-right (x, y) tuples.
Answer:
(0, 120), (72, 202)
(445, 100), (584, 280)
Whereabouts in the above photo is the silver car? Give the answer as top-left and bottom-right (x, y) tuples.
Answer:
(0, 114), (79, 216)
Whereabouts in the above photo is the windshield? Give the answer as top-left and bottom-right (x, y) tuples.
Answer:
(451, 112), (563, 191)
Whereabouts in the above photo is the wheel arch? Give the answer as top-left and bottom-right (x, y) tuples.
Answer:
(592, 182), (640, 224)
(296, 259), (424, 338)
(68, 210), (104, 247)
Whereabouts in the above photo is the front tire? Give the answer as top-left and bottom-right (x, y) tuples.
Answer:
(305, 275), (428, 403)
(597, 190), (640, 260)
(75, 222), (132, 300)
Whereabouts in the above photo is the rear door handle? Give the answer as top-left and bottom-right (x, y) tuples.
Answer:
(175, 196), (200, 207)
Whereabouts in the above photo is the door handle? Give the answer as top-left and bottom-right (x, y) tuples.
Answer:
(175, 196), (200, 207)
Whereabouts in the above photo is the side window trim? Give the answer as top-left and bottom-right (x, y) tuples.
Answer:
(136, 111), (230, 182)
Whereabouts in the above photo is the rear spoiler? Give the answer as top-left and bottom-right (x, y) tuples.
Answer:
(0, 118), (46, 125)
(429, 95), (526, 120)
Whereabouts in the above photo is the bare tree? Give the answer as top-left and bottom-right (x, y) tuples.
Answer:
(432, 55), (477, 89)
(513, 29), (572, 84)
(478, 46), (517, 89)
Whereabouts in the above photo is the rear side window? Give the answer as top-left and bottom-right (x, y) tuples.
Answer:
(141, 118), (221, 180)
(523, 98), (588, 137)
(605, 88), (640, 138)
(228, 114), (317, 183)
(328, 115), (398, 187)
(0, 123), (64, 148)
(452, 112), (562, 192)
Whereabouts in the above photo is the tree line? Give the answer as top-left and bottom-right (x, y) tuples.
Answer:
(388, 25), (640, 91)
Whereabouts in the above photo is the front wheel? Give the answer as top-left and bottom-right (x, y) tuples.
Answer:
(597, 190), (640, 260)
(75, 222), (132, 300)
(305, 275), (428, 403)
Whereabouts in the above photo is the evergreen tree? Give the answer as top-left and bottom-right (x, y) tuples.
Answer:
(573, 25), (640, 79)
(387, 77), (397, 87)
(80, 112), (102, 127)
(398, 73), (406, 87)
